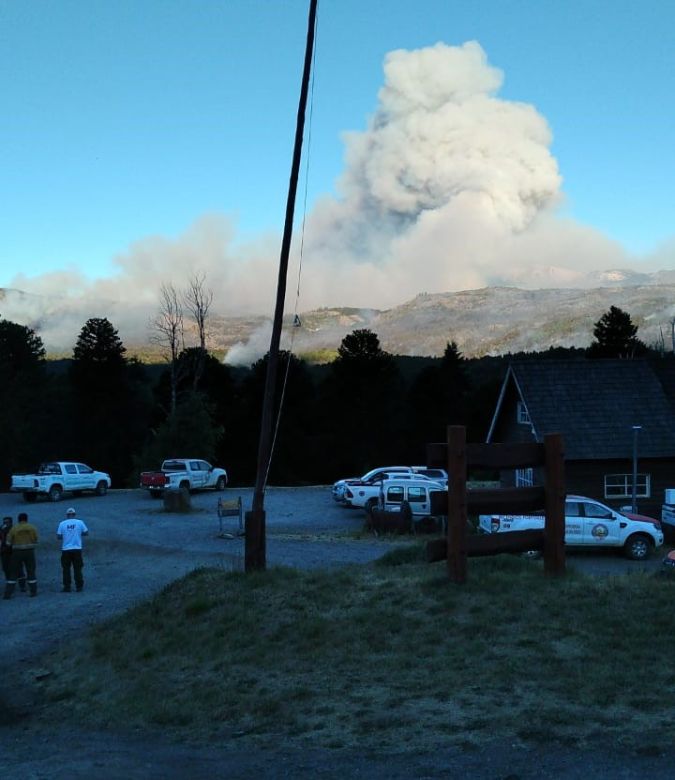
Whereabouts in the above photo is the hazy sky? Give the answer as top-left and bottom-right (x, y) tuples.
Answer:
(2, 0), (674, 326)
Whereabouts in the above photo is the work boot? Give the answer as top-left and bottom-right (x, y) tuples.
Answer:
(28, 582), (37, 597)
(3, 582), (15, 600)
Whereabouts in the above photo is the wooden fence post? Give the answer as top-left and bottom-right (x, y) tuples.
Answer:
(447, 425), (468, 584)
(543, 433), (566, 576)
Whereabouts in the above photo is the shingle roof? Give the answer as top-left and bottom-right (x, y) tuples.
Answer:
(508, 359), (675, 460)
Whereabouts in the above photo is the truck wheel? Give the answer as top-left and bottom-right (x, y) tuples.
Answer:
(624, 534), (652, 561)
(365, 497), (379, 515)
(216, 476), (226, 491)
(179, 481), (190, 495)
(49, 485), (63, 502)
(23, 492), (37, 503)
(95, 481), (108, 496)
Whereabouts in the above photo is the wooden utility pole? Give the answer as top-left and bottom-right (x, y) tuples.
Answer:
(245, 0), (318, 572)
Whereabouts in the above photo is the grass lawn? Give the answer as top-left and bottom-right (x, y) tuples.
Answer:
(30, 547), (675, 752)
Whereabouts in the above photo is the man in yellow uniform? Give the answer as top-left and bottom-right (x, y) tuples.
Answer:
(3, 512), (39, 599)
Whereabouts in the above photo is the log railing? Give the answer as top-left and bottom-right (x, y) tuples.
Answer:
(426, 426), (566, 583)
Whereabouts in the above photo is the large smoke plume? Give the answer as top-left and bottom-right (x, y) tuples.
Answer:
(3, 41), (664, 353)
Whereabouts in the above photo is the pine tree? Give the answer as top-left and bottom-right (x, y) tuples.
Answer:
(587, 306), (646, 358)
(69, 318), (150, 483)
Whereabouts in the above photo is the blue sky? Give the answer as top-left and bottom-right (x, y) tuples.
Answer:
(1, 0), (673, 309)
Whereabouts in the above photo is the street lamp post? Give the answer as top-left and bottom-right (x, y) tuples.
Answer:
(631, 425), (642, 514)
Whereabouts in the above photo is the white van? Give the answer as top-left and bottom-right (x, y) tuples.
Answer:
(377, 478), (445, 526)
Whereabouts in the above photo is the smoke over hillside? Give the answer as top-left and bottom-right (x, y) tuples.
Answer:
(3, 41), (671, 351)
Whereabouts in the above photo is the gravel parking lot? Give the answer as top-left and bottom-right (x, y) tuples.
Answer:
(2, 486), (672, 778)
(1, 485), (669, 669)
(0, 486), (390, 667)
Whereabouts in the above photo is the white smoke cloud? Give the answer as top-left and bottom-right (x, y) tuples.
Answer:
(3, 40), (655, 354)
(224, 322), (274, 367)
(297, 41), (629, 308)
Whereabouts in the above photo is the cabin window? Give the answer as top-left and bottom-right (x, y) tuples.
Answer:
(515, 468), (534, 487)
(516, 401), (530, 425)
(604, 473), (650, 499)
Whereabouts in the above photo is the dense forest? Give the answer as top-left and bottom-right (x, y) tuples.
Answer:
(0, 304), (654, 490)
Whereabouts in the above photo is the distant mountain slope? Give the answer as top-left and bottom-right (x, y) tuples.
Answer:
(220, 285), (675, 361)
(3, 279), (675, 360)
(369, 285), (675, 357)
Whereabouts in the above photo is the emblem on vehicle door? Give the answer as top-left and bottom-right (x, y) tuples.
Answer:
(591, 524), (609, 538)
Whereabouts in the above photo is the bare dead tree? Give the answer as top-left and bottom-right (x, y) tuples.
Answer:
(150, 282), (185, 414)
(658, 325), (666, 357)
(184, 272), (213, 350)
(670, 317), (675, 355)
(183, 272), (214, 390)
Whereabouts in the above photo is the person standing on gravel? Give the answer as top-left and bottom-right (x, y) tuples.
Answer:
(1, 517), (28, 593)
(3, 512), (39, 599)
(1, 516), (13, 581)
(57, 507), (89, 593)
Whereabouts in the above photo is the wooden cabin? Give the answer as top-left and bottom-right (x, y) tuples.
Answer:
(486, 358), (675, 519)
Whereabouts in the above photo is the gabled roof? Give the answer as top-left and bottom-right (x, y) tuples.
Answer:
(488, 358), (675, 460)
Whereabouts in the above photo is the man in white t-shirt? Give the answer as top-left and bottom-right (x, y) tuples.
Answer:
(57, 507), (89, 593)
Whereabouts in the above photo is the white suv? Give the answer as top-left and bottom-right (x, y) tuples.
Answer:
(479, 495), (663, 560)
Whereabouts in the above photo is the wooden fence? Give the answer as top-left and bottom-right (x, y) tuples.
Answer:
(425, 426), (566, 583)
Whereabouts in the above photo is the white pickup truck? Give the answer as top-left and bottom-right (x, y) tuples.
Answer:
(139, 459), (228, 497)
(479, 495), (663, 560)
(11, 462), (112, 503)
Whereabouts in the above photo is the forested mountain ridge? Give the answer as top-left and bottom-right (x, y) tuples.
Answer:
(0, 295), (667, 489)
(217, 284), (675, 361)
(3, 279), (675, 360)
